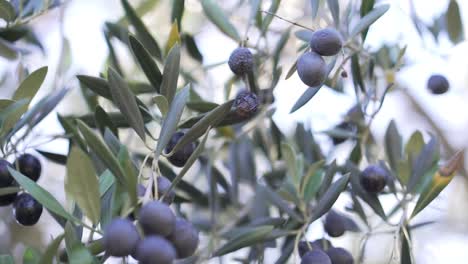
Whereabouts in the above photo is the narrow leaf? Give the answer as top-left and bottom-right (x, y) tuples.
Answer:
(385, 120), (402, 171)
(310, 174), (350, 222)
(213, 225), (274, 256)
(350, 4), (390, 39)
(13, 66), (48, 102)
(121, 0), (162, 59)
(154, 85), (190, 159)
(77, 120), (126, 185)
(160, 44), (180, 105)
(8, 168), (76, 223)
(38, 234), (65, 264)
(168, 100), (233, 155)
(411, 151), (463, 218)
(201, 0), (240, 41)
(108, 68), (146, 140)
(65, 147), (101, 225)
(327, 0), (340, 26)
(0, 0), (16, 22)
(446, 0), (464, 44)
(129, 35), (162, 93)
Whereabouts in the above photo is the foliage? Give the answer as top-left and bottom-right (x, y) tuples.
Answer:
(0, 0), (465, 263)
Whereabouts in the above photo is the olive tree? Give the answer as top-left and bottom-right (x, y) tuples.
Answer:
(0, 0), (465, 263)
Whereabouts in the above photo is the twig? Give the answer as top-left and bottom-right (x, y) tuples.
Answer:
(260, 10), (314, 31)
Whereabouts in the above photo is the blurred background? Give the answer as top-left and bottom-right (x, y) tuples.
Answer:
(1, 0), (468, 263)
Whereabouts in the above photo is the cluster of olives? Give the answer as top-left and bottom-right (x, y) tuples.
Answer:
(427, 74), (449, 95)
(0, 154), (43, 226)
(297, 28), (343, 87)
(103, 177), (199, 264)
(299, 238), (353, 264)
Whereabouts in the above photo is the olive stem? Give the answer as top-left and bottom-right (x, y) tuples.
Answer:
(260, 10), (315, 31)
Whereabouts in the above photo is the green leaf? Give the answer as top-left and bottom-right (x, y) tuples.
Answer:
(446, 0), (464, 44)
(64, 223), (98, 264)
(153, 95), (169, 116)
(213, 225), (274, 256)
(38, 234), (65, 264)
(350, 4), (389, 39)
(160, 44), (180, 105)
(273, 29), (290, 71)
(77, 120), (127, 186)
(262, 185), (303, 223)
(8, 88), (69, 142)
(351, 54), (365, 92)
(121, 0), (162, 59)
(154, 85), (190, 159)
(171, 0), (184, 29)
(0, 186), (20, 195)
(0, 98), (28, 137)
(183, 34), (203, 63)
(0, 0), (16, 22)
(285, 60), (297, 80)
(310, 0), (320, 19)
(360, 0), (375, 40)
(165, 21), (181, 55)
(411, 152), (462, 218)
(65, 147), (101, 225)
(94, 106), (118, 136)
(310, 174), (350, 222)
(261, 0), (281, 35)
(0, 255), (14, 264)
(108, 67), (146, 140)
(327, 0), (340, 27)
(23, 247), (41, 264)
(129, 35), (162, 93)
(118, 146), (138, 207)
(385, 120), (402, 171)
(168, 100), (233, 155)
(201, 0), (240, 41)
(301, 161), (325, 202)
(0, 39), (18, 60)
(290, 87), (321, 114)
(407, 137), (439, 193)
(8, 168), (77, 223)
(281, 142), (300, 186)
(13, 66), (48, 102)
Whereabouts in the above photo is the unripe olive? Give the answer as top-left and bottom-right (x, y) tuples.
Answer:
(310, 28), (343, 56)
(326, 247), (354, 264)
(0, 159), (14, 187)
(15, 154), (41, 182)
(13, 193), (43, 226)
(135, 236), (177, 264)
(138, 201), (176, 236)
(165, 132), (196, 167)
(324, 210), (346, 237)
(301, 250), (332, 264)
(103, 218), (140, 257)
(168, 218), (199, 258)
(228, 47), (254, 76)
(360, 165), (389, 193)
(157, 176), (175, 205)
(427, 74), (449, 94)
(296, 51), (327, 87)
(234, 91), (259, 118)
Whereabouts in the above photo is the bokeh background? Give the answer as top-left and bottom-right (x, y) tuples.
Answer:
(1, 0), (468, 263)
